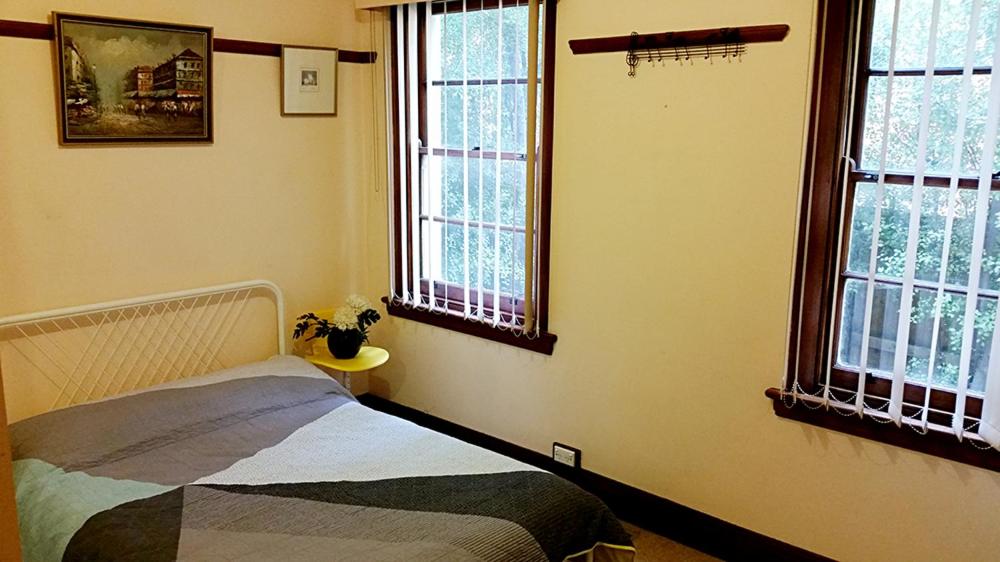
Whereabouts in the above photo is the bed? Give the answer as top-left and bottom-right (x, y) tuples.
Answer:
(0, 281), (634, 561)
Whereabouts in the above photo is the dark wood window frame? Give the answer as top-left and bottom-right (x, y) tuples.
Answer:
(769, 0), (1000, 472)
(385, 0), (558, 355)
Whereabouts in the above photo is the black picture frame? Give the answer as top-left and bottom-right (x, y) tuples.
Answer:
(54, 12), (213, 144)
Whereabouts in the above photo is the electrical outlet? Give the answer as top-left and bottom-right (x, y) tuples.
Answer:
(552, 442), (581, 468)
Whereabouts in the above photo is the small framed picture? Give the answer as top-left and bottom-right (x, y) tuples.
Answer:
(281, 46), (338, 116)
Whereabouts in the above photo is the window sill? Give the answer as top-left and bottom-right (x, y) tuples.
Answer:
(764, 388), (1000, 472)
(382, 297), (558, 355)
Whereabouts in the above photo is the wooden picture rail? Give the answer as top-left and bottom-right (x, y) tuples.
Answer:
(568, 24), (789, 56)
(0, 19), (377, 64)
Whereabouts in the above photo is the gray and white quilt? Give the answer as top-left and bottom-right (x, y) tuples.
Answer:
(10, 356), (634, 561)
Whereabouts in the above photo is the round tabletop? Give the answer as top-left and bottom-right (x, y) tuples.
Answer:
(306, 345), (389, 372)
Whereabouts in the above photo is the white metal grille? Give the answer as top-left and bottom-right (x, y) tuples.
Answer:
(0, 280), (285, 422)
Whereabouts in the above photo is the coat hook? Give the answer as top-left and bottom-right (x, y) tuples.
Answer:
(609, 26), (762, 77)
(626, 31), (639, 77)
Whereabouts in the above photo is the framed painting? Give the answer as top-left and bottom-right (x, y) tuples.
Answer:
(281, 46), (338, 116)
(54, 13), (213, 144)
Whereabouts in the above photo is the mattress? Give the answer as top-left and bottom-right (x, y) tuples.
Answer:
(9, 355), (635, 561)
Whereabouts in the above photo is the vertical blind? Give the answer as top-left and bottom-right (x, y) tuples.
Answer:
(389, 0), (545, 334)
(789, 0), (1000, 449)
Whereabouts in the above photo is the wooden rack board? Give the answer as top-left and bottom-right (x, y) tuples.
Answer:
(0, 19), (377, 63)
(569, 24), (789, 56)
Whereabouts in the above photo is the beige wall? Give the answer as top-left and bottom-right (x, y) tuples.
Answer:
(0, 0), (375, 326)
(364, 1), (1000, 561)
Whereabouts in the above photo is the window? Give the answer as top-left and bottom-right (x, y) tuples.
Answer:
(776, 0), (1000, 470)
(386, 0), (557, 354)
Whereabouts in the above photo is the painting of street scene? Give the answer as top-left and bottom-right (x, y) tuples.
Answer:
(55, 14), (212, 143)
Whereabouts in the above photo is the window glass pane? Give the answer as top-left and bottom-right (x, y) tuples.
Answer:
(427, 155), (525, 225)
(979, 191), (1000, 290)
(903, 290), (994, 391)
(929, 1), (974, 68)
(905, 288), (965, 386)
(443, 221), (464, 286)
(436, 83), (526, 151)
(845, 183), (1000, 288)
(469, 226), (525, 297)
(846, 185), (876, 276)
(436, 5), (530, 81)
(969, 296), (996, 392)
(846, 182), (914, 277)
(860, 75), (993, 174)
(914, 185), (977, 286)
(425, 221), (525, 298)
(972, 0), (1000, 68)
(907, 290), (996, 391)
(868, 0), (896, 70)
(838, 280), (902, 374)
(839, 273), (996, 390)
(869, 0), (1000, 70)
(870, 0), (931, 70)
(839, 286), (997, 391)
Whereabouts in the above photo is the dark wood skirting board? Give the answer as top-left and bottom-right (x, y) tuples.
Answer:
(0, 19), (376, 63)
(358, 394), (831, 562)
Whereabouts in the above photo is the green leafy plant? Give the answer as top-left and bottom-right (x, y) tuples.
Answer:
(293, 295), (382, 344)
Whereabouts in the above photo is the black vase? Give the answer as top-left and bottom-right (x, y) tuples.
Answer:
(327, 329), (364, 359)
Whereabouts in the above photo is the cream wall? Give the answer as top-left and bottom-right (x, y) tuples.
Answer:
(0, 0), (374, 329)
(364, 1), (1000, 561)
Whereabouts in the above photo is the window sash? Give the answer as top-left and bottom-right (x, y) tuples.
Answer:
(848, 170), (1000, 189)
(421, 2), (530, 315)
(387, 0), (556, 353)
(420, 147), (527, 160)
(420, 214), (525, 234)
(428, 78), (537, 86)
(830, 1), (991, 411)
(789, 0), (993, 417)
(867, 66), (993, 76)
(832, 175), (997, 413)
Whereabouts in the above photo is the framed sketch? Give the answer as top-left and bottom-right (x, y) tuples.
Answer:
(54, 13), (213, 144)
(281, 46), (338, 116)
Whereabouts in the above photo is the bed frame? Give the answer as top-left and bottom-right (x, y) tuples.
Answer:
(0, 279), (287, 558)
(0, 279), (287, 422)
(0, 361), (19, 562)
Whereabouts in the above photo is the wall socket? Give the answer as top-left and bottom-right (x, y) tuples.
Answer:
(552, 442), (581, 468)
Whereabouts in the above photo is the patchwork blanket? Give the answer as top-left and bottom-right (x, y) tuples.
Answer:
(10, 356), (634, 561)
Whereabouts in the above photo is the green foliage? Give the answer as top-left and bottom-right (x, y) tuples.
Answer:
(357, 309), (382, 333)
(293, 308), (383, 344)
(293, 313), (330, 341)
(423, 6), (534, 297)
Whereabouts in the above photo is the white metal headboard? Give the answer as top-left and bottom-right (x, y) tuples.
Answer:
(0, 280), (285, 422)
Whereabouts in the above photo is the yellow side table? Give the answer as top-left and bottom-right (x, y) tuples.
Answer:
(304, 345), (389, 396)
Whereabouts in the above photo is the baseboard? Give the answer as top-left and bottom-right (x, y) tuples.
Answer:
(358, 394), (831, 562)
